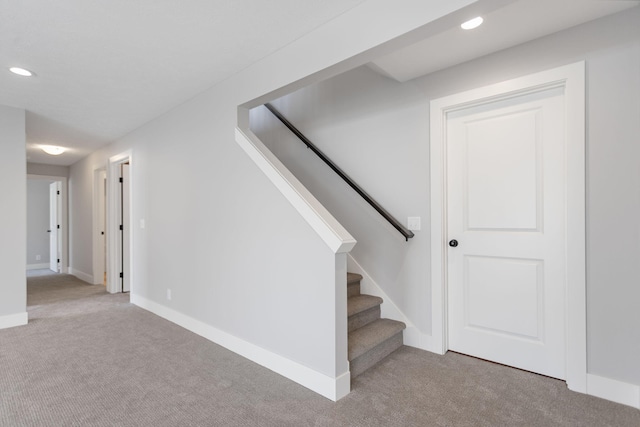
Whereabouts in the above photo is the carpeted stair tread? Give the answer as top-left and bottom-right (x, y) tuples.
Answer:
(347, 273), (362, 285)
(348, 318), (405, 361)
(347, 294), (383, 317)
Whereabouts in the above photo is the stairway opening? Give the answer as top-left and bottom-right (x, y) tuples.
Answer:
(347, 272), (405, 378)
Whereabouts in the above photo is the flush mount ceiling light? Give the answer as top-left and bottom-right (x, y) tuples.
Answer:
(41, 145), (66, 156)
(461, 16), (483, 30)
(9, 67), (35, 77)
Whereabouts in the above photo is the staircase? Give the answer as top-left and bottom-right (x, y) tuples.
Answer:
(347, 272), (405, 378)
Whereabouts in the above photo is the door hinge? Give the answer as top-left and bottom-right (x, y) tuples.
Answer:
(119, 224), (123, 231)
(119, 177), (123, 183)
(56, 190), (60, 195)
(57, 258), (60, 263)
(119, 272), (123, 278)
(57, 224), (60, 229)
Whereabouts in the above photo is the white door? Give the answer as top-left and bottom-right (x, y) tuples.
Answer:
(121, 163), (131, 292)
(49, 182), (59, 272)
(446, 85), (567, 379)
(97, 171), (107, 284)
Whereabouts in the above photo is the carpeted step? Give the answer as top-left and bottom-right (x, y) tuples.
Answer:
(348, 294), (382, 332)
(347, 272), (362, 298)
(348, 318), (405, 378)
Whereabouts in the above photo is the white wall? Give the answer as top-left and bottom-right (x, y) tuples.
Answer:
(0, 105), (26, 327)
(251, 69), (431, 335)
(68, 160), (94, 279)
(66, 0), (475, 399)
(27, 163), (69, 178)
(250, 8), (640, 387)
(27, 180), (51, 266)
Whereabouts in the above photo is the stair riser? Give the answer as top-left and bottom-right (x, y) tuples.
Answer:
(347, 282), (360, 298)
(348, 306), (380, 333)
(350, 332), (403, 378)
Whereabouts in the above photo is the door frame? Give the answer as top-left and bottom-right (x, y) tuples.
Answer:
(106, 151), (133, 294)
(27, 175), (68, 273)
(428, 62), (586, 392)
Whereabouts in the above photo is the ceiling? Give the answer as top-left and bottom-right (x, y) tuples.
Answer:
(369, 0), (639, 82)
(0, 0), (366, 166)
(2, 0), (638, 167)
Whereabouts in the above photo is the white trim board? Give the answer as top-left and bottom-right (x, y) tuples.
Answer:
(429, 62), (587, 391)
(587, 374), (640, 410)
(235, 127), (356, 254)
(0, 312), (28, 330)
(131, 294), (350, 401)
(27, 263), (51, 270)
(69, 268), (94, 284)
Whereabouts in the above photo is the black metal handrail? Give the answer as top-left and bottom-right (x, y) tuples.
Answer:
(264, 103), (414, 241)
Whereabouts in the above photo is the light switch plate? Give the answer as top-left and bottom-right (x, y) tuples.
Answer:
(408, 217), (421, 231)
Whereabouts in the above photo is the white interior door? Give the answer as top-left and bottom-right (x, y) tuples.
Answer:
(49, 182), (59, 272)
(446, 85), (567, 379)
(121, 163), (130, 292)
(97, 171), (107, 284)
(103, 173), (107, 280)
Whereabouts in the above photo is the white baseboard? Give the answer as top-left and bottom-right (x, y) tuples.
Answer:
(0, 312), (28, 330)
(131, 294), (350, 401)
(26, 263), (50, 270)
(587, 374), (640, 409)
(402, 326), (445, 354)
(68, 268), (94, 284)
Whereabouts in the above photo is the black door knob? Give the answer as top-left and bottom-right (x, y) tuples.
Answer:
(449, 239), (458, 247)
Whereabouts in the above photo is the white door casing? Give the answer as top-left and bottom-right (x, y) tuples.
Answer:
(429, 62), (586, 391)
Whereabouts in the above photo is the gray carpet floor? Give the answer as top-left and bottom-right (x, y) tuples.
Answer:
(1, 272), (638, 426)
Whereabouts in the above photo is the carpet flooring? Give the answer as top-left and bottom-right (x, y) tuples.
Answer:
(1, 272), (638, 426)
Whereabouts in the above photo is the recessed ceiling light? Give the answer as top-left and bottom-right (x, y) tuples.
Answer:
(461, 16), (483, 30)
(9, 67), (35, 77)
(41, 145), (66, 156)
